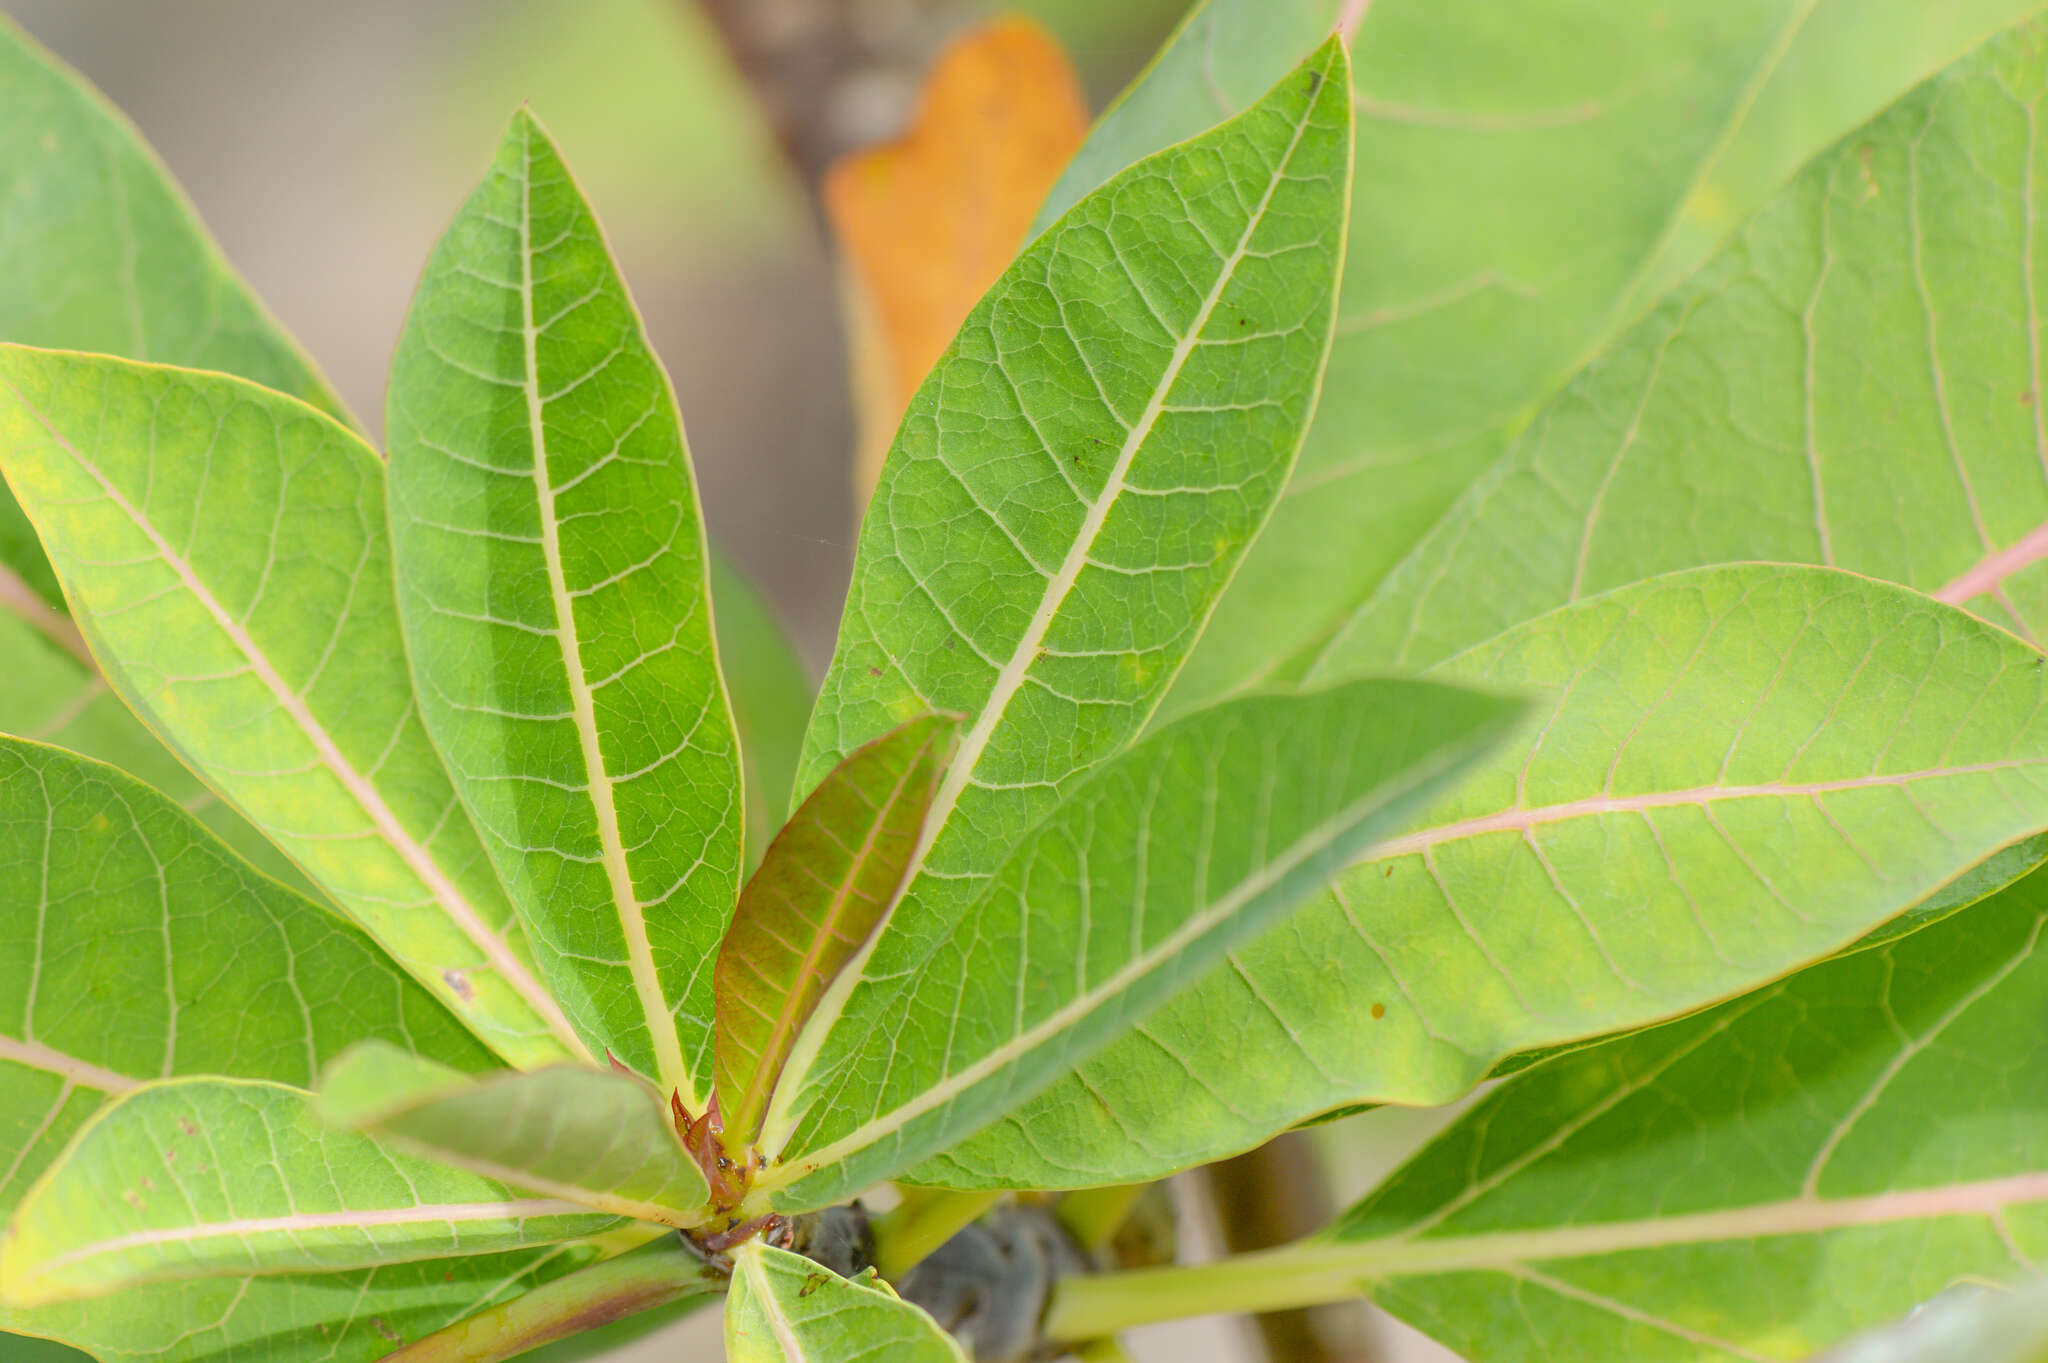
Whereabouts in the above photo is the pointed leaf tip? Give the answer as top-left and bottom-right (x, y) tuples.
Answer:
(713, 712), (964, 1157)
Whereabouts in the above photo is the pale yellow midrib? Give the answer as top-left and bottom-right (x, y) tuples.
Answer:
(752, 731), (1469, 1199)
(741, 1246), (814, 1362)
(3, 381), (589, 1064)
(0, 1034), (139, 1094)
(755, 68), (1330, 1157)
(28, 1197), (594, 1283)
(517, 134), (689, 1100)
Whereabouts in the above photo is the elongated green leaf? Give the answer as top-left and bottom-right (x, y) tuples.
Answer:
(0, 611), (312, 893)
(715, 713), (959, 1152)
(319, 1043), (708, 1227)
(0, 737), (491, 1213)
(928, 566), (2048, 1187)
(0, 13), (356, 619)
(1043, 0), (2048, 721)
(386, 111), (742, 1099)
(1318, 13), (2048, 673)
(379, 1234), (719, 1363)
(725, 1242), (966, 1363)
(711, 554), (815, 866)
(1304, 867), (2048, 1361)
(757, 676), (1522, 1210)
(0, 345), (584, 1068)
(0, 737), (564, 1355)
(8, 1246), (590, 1363)
(783, 42), (1354, 1145)
(0, 1079), (617, 1307)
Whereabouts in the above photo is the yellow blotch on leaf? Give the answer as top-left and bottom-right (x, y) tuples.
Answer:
(825, 16), (1089, 506)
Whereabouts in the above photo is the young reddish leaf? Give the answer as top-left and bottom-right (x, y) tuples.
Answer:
(714, 713), (962, 1155)
(823, 16), (1088, 501)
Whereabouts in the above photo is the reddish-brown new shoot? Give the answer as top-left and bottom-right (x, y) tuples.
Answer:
(711, 711), (962, 1159)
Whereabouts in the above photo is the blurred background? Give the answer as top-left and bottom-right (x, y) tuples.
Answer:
(2, 2), (1463, 1359)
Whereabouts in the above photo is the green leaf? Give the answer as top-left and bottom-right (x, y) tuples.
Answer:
(0, 736), (492, 1214)
(757, 676), (1523, 1210)
(1314, 13), (2048, 674)
(1042, 0), (2048, 721)
(0, 611), (312, 894)
(711, 553), (815, 868)
(7, 1247), (590, 1363)
(724, 1242), (966, 1363)
(929, 566), (2048, 1187)
(385, 110), (743, 1100)
(1310, 866), (2048, 1361)
(0, 13), (357, 616)
(318, 1043), (709, 1227)
(714, 712), (959, 1155)
(0, 1079), (618, 1308)
(0, 736), (563, 1356)
(377, 1234), (720, 1363)
(0, 345), (585, 1069)
(780, 41), (1353, 1162)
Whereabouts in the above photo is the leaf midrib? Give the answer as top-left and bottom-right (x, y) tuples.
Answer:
(0, 1034), (139, 1095)
(28, 1196), (598, 1284)
(758, 56), (1334, 1152)
(0, 367), (590, 1064)
(515, 125), (685, 1097)
(1368, 759), (2048, 861)
(750, 718), (1482, 1201)
(739, 1247), (815, 1362)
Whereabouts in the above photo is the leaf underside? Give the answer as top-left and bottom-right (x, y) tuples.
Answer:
(318, 1043), (710, 1227)
(386, 110), (742, 1100)
(0, 1079), (616, 1308)
(724, 1243), (966, 1363)
(1331, 864), (2048, 1360)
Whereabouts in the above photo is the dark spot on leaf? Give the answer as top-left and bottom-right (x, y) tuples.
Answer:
(178, 1117), (198, 1137)
(799, 1273), (831, 1298)
(1305, 71), (1325, 96)
(371, 1318), (402, 1343)
(441, 968), (475, 1001)
(868, 666), (883, 678)
(1370, 1003), (1386, 1020)
(1383, 865), (1393, 878)
(2024, 389), (2037, 407)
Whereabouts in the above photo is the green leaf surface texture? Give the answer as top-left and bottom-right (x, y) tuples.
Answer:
(385, 111), (742, 1099)
(1041, 0), (2048, 722)
(928, 567), (2048, 1187)
(0, 1078), (616, 1307)
(715, 713), (959, 1152)
(0, 734), (492, 1224)
(0, 345), (583, 1068)
(318, 1043), (709, 1226)
(8, 1248), (588, 1363)
(761, 676), (1523, 1210)
(1322, 866), (2048, 1361)
(1317, 14), (2048, 672)
(0, 611), (312, 894)
(724, 1243), (966, 1363)
(0, 736), (572, 1354)
(793, 36), (1351, 955)
(0, 14), (353, 615)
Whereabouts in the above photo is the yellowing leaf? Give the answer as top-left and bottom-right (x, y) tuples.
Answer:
(823, 15), (1089, 501)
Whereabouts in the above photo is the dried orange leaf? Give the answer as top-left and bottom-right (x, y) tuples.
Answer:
(824, 15), (1089, 499)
